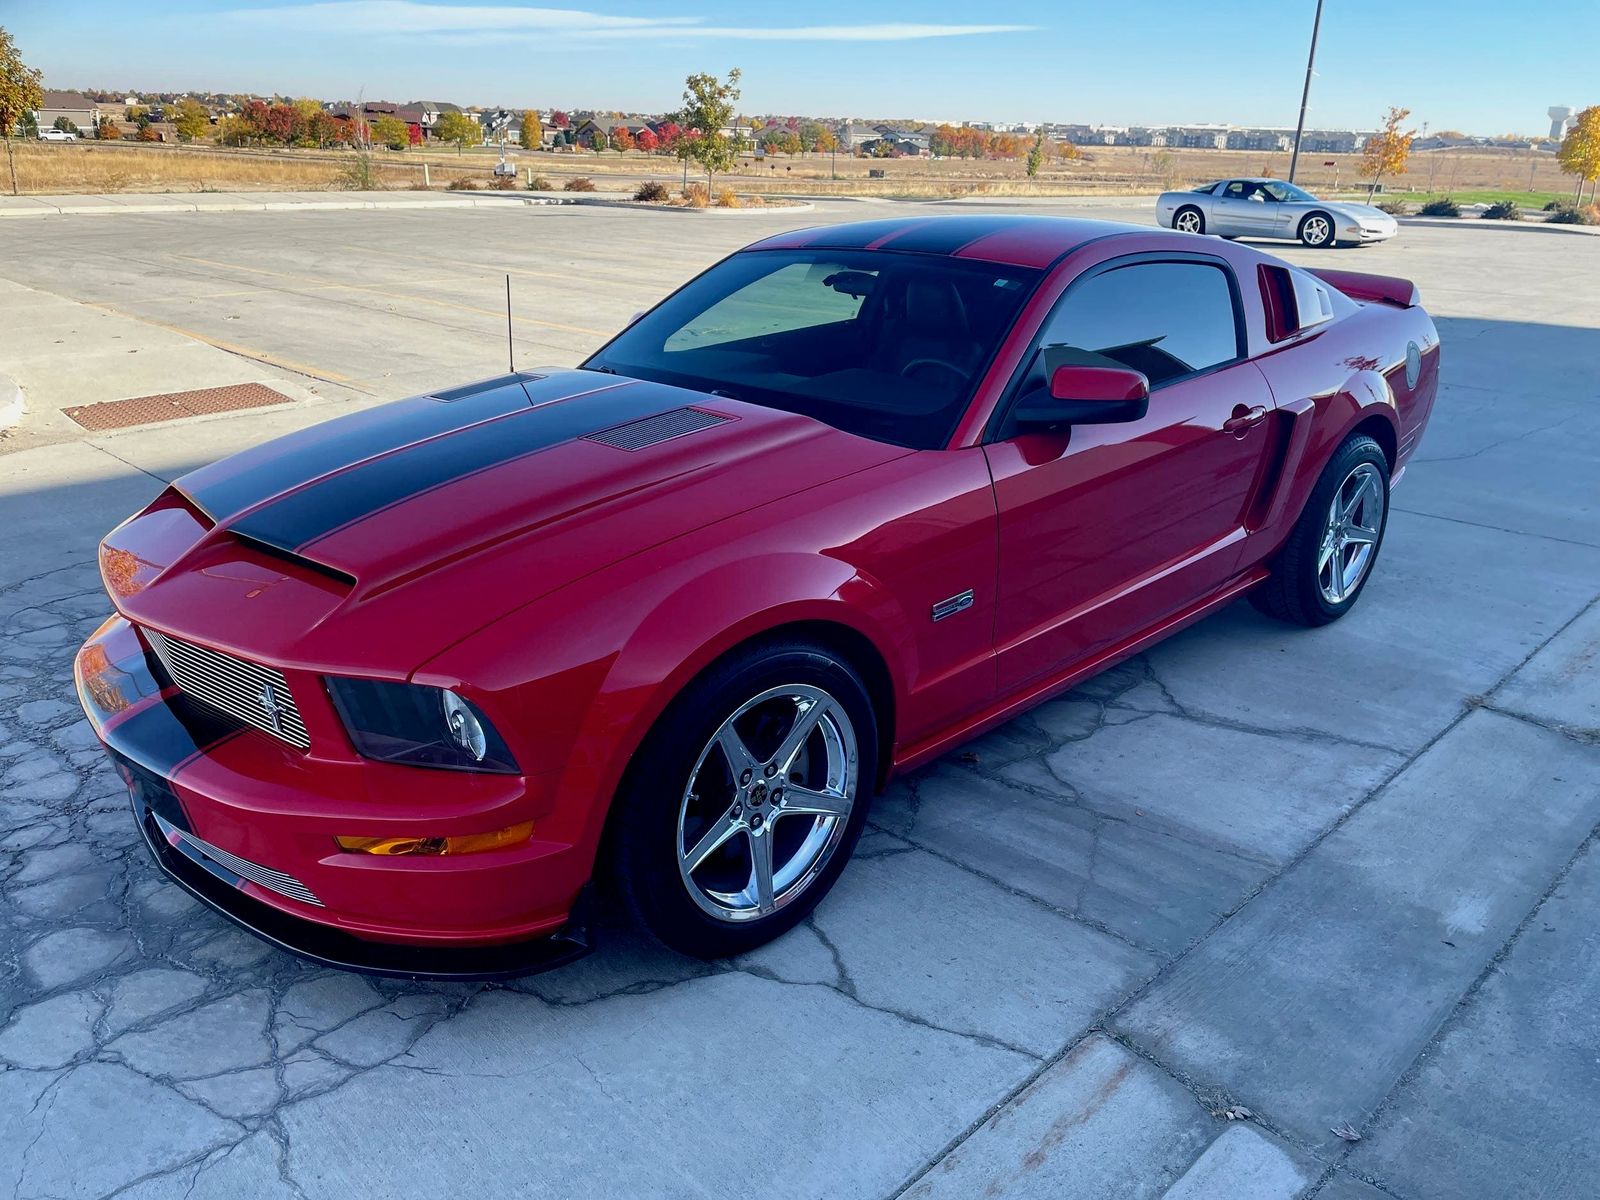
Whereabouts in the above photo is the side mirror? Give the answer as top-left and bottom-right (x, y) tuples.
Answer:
(1013, 365), (1150, 430)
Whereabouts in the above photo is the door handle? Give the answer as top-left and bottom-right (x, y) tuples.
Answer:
(1223, 405), (1268, 434)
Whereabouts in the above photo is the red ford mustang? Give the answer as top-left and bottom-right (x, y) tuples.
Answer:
(75, 216), (1439, 978)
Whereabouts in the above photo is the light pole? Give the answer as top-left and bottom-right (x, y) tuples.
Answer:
(1287, 0), (1325, 184)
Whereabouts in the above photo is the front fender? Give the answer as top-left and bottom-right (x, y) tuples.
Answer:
(417, 544), (913, 879)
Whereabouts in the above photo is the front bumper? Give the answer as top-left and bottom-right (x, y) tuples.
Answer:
(75, 616), (595, 980)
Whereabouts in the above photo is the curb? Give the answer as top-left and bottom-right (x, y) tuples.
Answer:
(0, 192), (815, 219)
(0, 374), (26, 431)
(1396, 215), (1600, 237)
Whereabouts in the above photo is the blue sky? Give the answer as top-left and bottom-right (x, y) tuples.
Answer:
(5, 0), (1594, 132)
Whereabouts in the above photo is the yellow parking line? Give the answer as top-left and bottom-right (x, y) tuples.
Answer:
(79, 299), (356, 385)
(354, 242), (646, 289)
(176, 254), (610, 337)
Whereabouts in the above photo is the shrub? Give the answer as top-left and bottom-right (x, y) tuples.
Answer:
(1543, 199), (1566, 211)
(633, 180), (670, 202)
(528, 174), (555, 191)
(563, 176), (596, 192)
(1375, 198), (1409, 215)
(488, 173), (518, 190)
(1547, 202), (1598, 225)
(1418, 198), (1459, 217)
(446, 177), (478, 190)
(714, 186), (742, 208)
(682, 182), (709, 207)
(1481, 200), (1522, 221)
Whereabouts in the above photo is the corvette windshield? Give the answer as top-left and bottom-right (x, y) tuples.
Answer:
(582, 249), (1040, 449)
(1259, 181), (1317, 203)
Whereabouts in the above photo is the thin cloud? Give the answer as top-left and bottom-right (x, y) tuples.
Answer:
(229, 2), (1034, 40)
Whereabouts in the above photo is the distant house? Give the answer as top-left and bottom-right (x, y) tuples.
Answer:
(34, 90), (102, 132)
(840, 123), (880, 151)
(406, 101), (469, 140)
(861, 128), (930, 157)
(571, 117), (651, 149)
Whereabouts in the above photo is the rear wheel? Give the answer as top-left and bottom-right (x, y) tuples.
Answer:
(1250, 434), (1389, 626)
(608, 638), (876, 958)
(1299, 211), (1337, 248)
(1174, 206), (1205, 235)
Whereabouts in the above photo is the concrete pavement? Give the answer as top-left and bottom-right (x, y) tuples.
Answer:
(0, 201), (1596, 1199)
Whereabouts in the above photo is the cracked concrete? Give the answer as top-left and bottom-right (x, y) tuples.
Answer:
(0, 204), (1596, 1198)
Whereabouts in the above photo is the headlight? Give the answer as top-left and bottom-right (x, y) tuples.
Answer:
(325, 678), (518, 773)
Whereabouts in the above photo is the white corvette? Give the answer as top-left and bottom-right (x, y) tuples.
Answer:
(1157, 178), (1398, 248)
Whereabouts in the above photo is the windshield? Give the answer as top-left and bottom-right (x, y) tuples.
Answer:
(1259, 180), (1317, 203)
(582, 249), (1040, 449)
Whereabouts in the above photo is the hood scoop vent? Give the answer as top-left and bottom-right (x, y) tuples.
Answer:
(585, 407), (730, 452)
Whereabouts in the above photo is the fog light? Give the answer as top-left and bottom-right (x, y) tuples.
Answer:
(335, 820), (534, 856)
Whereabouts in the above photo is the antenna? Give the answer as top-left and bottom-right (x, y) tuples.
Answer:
(505, 274), (515, 372)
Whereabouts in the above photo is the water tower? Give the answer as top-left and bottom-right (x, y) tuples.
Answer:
(1548, 106), (1574, 140)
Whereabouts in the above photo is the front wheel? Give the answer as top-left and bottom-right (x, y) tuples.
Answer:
(608, 638), (877, 959)
(1250, 434), (1389, 626)
(1299, 211), (1337, 248)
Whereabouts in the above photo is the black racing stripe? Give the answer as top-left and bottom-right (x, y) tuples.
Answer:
(85, 642), (243, 783)
(790, 218), (938, 250)
(873, 215), (1036, 255)
(232, 382), (681, 553)
(182, 376), (538, 519)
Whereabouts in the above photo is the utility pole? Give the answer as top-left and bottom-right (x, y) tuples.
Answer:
(1287, 0), (1325, 184)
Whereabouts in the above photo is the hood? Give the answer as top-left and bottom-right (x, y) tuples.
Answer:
(1325, 201), (1396, 224)
(104, 370), (906, 673)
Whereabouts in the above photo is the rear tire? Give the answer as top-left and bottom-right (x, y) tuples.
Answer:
(1250, 434), (1389, 627)
(1173, 206), (1205, 235)
(1299, 211), (1337, 248)
(608, 637), (877, 959)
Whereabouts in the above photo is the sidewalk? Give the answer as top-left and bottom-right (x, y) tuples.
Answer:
(0, 189), (564, 219)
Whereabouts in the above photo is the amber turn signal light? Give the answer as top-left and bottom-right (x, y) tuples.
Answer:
(335, 821), (534, 856)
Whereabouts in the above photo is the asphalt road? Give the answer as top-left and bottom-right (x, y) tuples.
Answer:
(1, 200), (1597, 1200)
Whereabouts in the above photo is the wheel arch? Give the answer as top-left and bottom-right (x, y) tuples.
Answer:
(1350, 411), (1397, 470)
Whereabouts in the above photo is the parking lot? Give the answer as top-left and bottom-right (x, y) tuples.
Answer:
(1, 199), (1597, 1199)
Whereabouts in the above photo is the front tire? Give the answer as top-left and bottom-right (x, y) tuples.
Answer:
(1299, 211), (1337, 248)
(608, 637), (877, 959)
(1173, 206), (1205, 235)
(1250, 434), (1389, 627)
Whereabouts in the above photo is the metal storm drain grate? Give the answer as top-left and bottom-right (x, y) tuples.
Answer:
(63, 383), (293, 432)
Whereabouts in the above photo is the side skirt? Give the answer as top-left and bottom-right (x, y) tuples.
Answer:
(890, 566), (1270, 775)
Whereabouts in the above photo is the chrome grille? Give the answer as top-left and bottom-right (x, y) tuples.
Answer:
(153, 813), (324, 907)
(144, 629), (311, 749)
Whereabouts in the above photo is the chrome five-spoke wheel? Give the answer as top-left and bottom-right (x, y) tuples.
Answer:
(1300, 213), (1334, 247)
(1174, 208), (1204, 234)
(1318, 462), (1385, 605)
(677, 684), (858, 923)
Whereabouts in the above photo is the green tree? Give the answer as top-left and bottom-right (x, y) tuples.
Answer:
(172, 98), (209, 142)
(1025, 128), (1046, 178)
(676, 67), (741, 184)
(0, 25), (45, 195)
(1558, 105), (1600, 203)
(519, 109), (541, 150)
(434, 110), (482, 152)
(372, 114), (409, 150)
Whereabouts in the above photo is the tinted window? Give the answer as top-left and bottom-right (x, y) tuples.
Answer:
(1034, 262), (1241, 387)
(585, 250), (1038, 449)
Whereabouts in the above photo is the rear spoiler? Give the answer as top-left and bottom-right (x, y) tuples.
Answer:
(1310, 268), (1420, 309)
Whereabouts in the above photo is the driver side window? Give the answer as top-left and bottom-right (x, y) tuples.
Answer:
(1030, 261), (1243, 389)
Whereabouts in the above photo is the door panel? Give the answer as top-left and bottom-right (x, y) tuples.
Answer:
(986, 362), (1276, 690)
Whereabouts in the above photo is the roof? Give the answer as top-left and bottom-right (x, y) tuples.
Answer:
(748, 215), (1156, 270)
(40, 91), (95, 110)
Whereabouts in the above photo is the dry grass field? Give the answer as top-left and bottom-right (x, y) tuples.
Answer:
(3, 137), (1574, 200)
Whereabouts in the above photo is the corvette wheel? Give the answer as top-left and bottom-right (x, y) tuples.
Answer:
(1250, 434), (1389, 627)
(609, 639), (876, 958)
(1174, 206), (1205, 235)
(1300, 212), (1336, 248)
